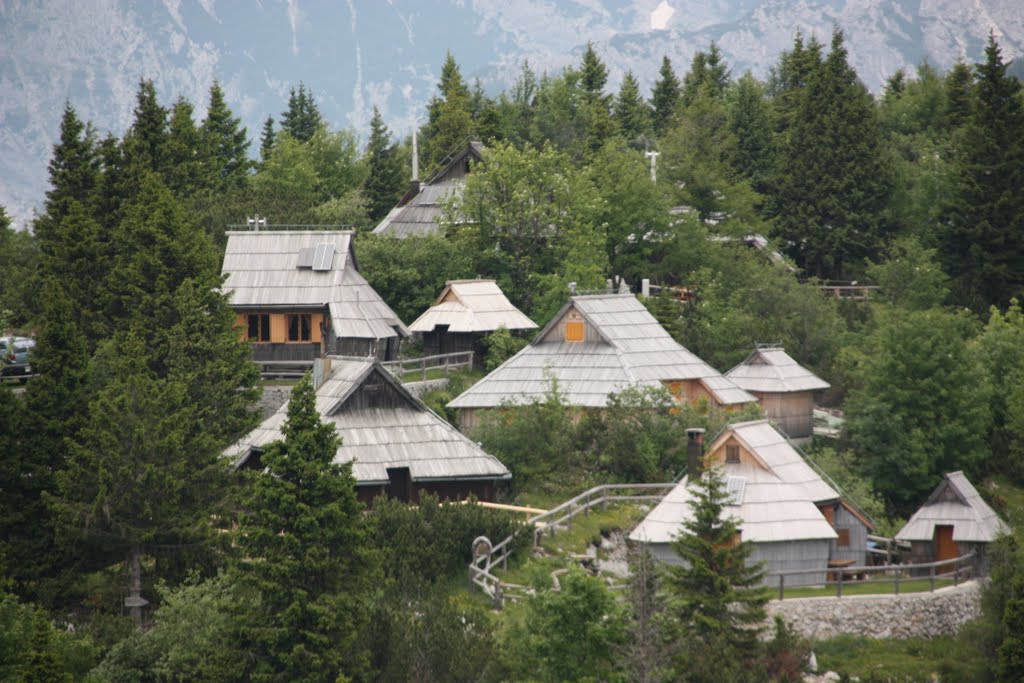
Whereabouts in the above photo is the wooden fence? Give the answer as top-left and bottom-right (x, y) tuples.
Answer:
(468, 483), (675, 607)
(768, 551), (977, 600)
(381, 350), (474, 382)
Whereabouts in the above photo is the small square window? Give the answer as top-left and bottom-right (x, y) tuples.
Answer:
(565, 320), (585, 342)
(726, 445), (740, 464)
(247, 314), (270, 342)
(287, 314), (312, 342)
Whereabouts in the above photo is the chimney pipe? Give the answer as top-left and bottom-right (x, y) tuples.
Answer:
(686, 428), (706, 479)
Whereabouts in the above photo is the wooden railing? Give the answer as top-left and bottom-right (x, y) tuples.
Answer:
(468, 483), (675, 607)
(768, 551), (977, 600)
(381, 351), (474, 382)
(817, 284), (880, 300)
(258, 360), (314, 378)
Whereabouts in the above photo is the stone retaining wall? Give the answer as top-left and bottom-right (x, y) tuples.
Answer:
(259, 385), (293, 419)
(767, 580), (982, 640)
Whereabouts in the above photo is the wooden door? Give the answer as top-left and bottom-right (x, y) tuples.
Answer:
(934, 524), (956, 573)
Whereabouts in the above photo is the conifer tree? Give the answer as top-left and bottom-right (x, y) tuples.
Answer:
(651, 56), (681, 135)
(279, 83), (323, 143)
(940, 34), (1024, 312)
(770, 29), (891, 278)
(122, 79), (169, 181)
(727, 72), (773, 191)
(663, 466), (768, 682)
(424, 52), (473, 170)
(363, 106), (405, 222)
(767, 33), (823, 135)
(39, 103), (98, 228)
(259, 116), (275, 163)
(682, 42), (730, 106)
(163, 97), (206, 197)
(580, 41), (609, 101)
(237, 375), (375, 682)
(614, 71), (651, 144)
(578, 42), (616, 152)
(945, 60), (975, 128)
(200, 81), (251, 191)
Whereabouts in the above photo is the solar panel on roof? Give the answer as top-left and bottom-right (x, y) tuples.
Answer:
(725, 476), (747, 505)
(297, 247), (315, 268)
(312, 243), (336, 271)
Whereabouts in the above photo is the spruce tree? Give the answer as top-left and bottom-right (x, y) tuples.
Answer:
(578, 42), (616, 152)
(237, 375), (375, 682)
(940, 34), (1024, 312)
(163, 97), (206, 197)
(122, 79), (169, 180)
(682, 42), (730, 106)
(663, 466), (769, 682)
(259, 116), (275, 163)
(424, 52), (473, 170)
(363, 106), (405, 222)
(651, 56), (681, 135)
(39, 103), (98, 228)
(770, 29), (891, 278)
(279, 83), (323, 143)
(727, 72), (773, 191)
(614, 71), (651, 144)
(200, 81), (251, 191)
(580, 41), (608, 100)
(945, 60), (975, 128)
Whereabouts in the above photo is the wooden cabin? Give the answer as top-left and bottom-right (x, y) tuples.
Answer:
(372, 141), (484, 238)
(896, 471), (1009, 574)
(408, 279), (537, 368)
(228, 357), (511, 503)
(725, 346), (830, 443)
(630, 420), (874, 586)
(448, 293), (758, 433)
(221, 231), (408, 363)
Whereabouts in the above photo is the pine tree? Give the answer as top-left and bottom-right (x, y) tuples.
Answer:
(580, 41), (608, 100)
(363, 106), (405, 222)
(767, 33), (823, 135)
(770, 29), (891, 278)
(663, 466), (769, 682)
(259, 116), (275, 163)
(122, 79), (169, 180)
(578, 43), (616, 152)
(237, 375), (375, 682)
(945, 60), (975, 128)
(162, 97), (205, 197)
(682, 42), (731, 106)
(39, 103), (98, 227)
(200, 81), (251, 191)
(279, 83), (323, 143)
(614, 71), (651, 144)
(727, 72), (772, 191)
(940, 34), (1024, 312)
(424, 52), (473, 170)
(651, 56), (681, 135)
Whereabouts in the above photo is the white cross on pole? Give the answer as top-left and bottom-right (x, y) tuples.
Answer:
(644, 150), (659, 183)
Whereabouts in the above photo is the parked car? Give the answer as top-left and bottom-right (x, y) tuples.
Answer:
(0, 336), (35, 382)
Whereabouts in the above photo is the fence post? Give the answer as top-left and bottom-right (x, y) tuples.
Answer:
(422, 358), (427, 381)
(929, 564), (935, 592)
(895, 573), (900, 595)
(779, 574), (785, 601)
(837, 570), (843, 598)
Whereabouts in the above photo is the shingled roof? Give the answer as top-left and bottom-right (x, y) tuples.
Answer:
(221, 231), (408, 340)
(896, 471), (1009, 543)
(448, 293), (756, 409)
(408, 279), (537, 334)
(630, 420), (844, 545)
(726, 347), (830, 394)
(372, 142), (484, 238)
(227, 357), (511, 486)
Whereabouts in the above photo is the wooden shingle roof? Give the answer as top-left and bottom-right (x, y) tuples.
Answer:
(726, 347), (830, 394)
(896, 471), (1009, 543)
(630, 420), (842, 545)
(408, 280), (537, 334)
(227, 357), (511, 486)
(221, 231), (408, 340)
(448, 293), (756, 409)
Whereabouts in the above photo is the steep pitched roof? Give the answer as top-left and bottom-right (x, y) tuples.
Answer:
(896, 471), (1010, 543)
(226, 357), (511, 486)
(372, 142), (485, 238)
(408, 280), (537, 334)
(221, 231), (408, 339)
(448, 294), (756, 409)
(629, 420), (845, 545)
(726, 347), (830, 394)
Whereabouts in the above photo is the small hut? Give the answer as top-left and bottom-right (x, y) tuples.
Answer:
(221, 230), (408, 362)
(408, 279), (537, 367)
(228, 357), (511, 503)
(896, 471), (1009, 573)
(725, 346), (829, 442)
(630, 420), (873, 586)
(372, 141), (484, 238)
(448, 293), (757, 433)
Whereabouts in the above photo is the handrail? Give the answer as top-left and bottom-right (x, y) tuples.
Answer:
(768, 551), (977, 600)
(381, 350), (474, 381)
(468, 483), (675, 607)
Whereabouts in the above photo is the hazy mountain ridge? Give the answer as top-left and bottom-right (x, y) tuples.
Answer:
(1, 0), (1020, 226)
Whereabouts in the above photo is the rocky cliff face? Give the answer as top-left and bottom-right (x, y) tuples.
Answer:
(1, 0), (1020, 226)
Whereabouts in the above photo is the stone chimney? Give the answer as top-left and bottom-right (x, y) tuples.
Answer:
(686, 428), (706, 479)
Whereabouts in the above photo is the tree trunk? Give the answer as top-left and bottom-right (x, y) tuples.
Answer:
(128, 546), (143, 628)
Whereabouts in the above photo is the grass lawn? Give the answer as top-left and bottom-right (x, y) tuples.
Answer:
(813, 634), (985, 681)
